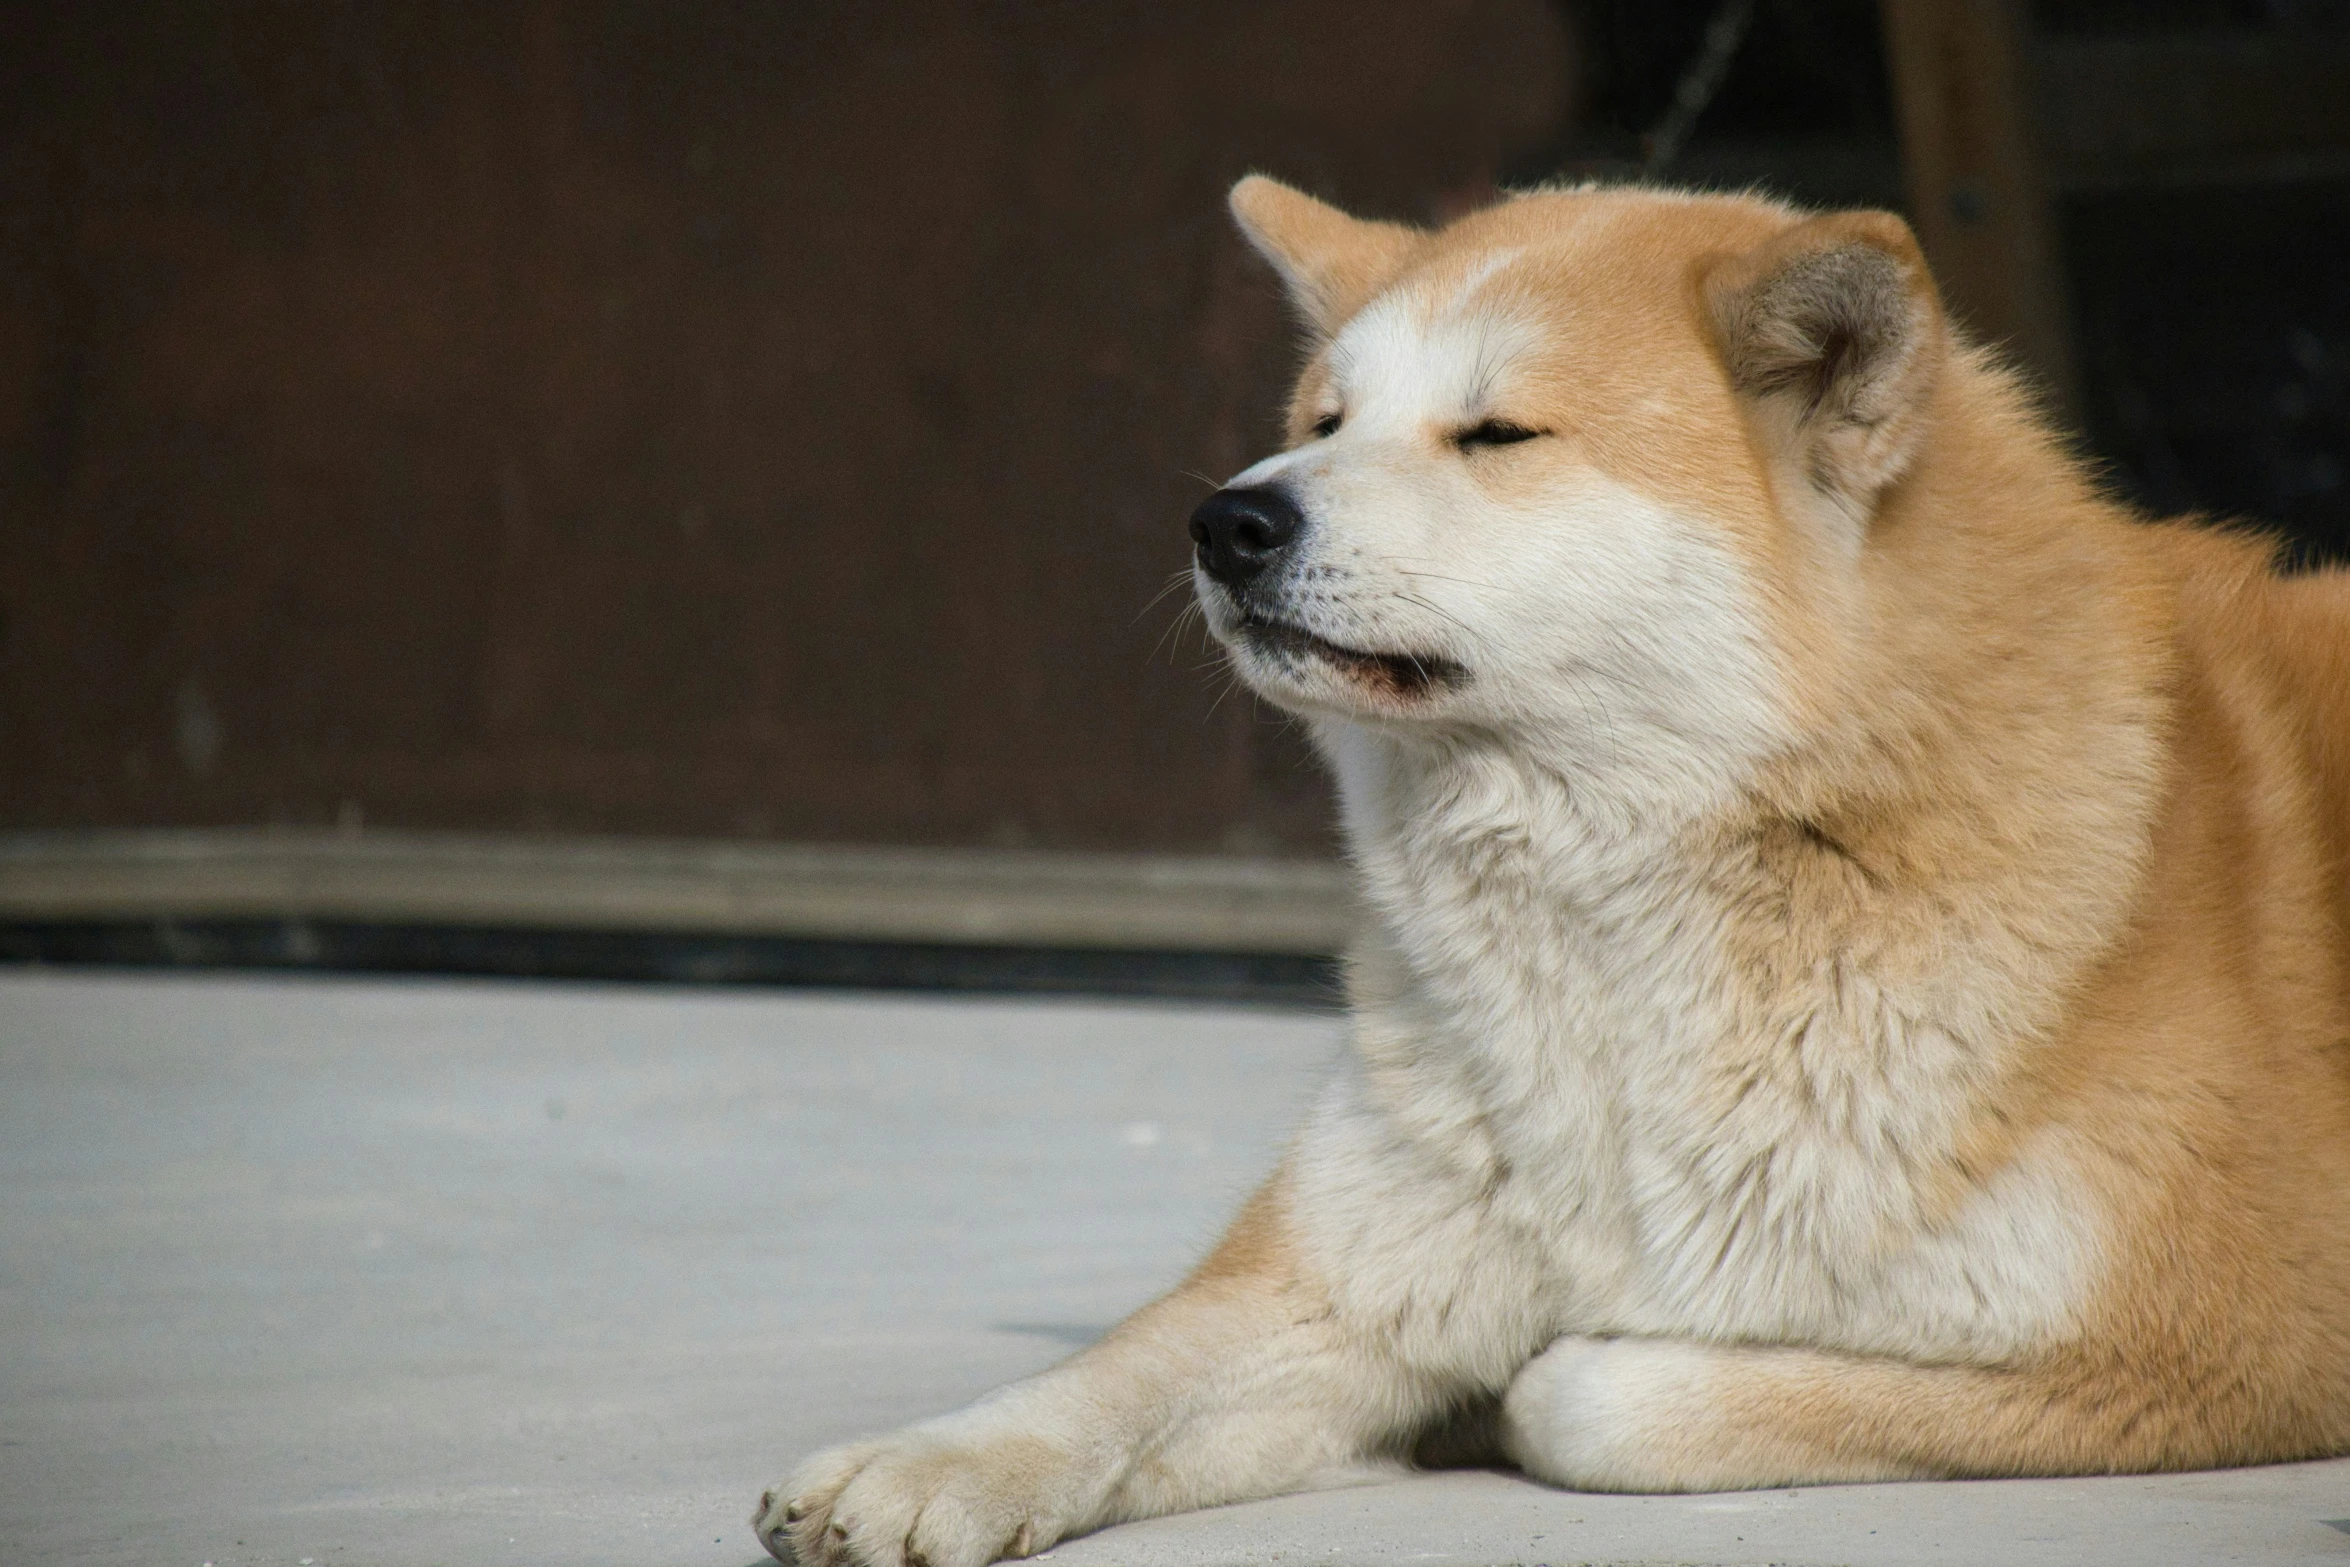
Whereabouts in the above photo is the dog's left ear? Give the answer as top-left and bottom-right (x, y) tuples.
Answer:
(1229, 175), (1422, 340)
(1702, 211), (1946, 510)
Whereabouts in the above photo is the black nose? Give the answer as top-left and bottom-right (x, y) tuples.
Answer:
(1188, 487), (1303, 588)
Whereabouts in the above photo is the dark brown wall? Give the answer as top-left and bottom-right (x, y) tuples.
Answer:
(0, 2), (1567, 853)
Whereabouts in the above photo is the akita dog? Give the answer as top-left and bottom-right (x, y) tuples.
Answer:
(756, 177), (2350, 1567)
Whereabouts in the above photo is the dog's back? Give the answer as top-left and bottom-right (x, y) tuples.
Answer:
(2263, 568), (2350, 948)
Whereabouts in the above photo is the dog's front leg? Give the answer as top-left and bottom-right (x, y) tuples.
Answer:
(1496, 1333), (2159, 1492)
(754, 1173), (1445, 1567)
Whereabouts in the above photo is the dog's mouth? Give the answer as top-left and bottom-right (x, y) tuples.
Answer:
(1237, 612), (1464, 698)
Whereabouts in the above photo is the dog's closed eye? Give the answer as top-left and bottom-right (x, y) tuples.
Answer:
(1454, 419), (1542, 451)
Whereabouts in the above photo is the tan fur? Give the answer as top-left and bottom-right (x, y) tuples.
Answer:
(754, 178), (2350, 1565)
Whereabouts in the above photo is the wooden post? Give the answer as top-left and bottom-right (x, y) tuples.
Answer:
(1879, 0), (2079, 416)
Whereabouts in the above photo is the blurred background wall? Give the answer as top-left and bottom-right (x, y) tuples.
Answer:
(1, 1), (2345, 987)
(0, 0), (1570, 857)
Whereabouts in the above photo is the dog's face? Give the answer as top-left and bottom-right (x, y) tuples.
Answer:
(1193, 179), (1945, 799)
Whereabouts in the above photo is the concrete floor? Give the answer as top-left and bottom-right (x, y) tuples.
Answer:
(3, 972), (2347, 1567)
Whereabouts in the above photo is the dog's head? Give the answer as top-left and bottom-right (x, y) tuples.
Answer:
(1193, 176), (1949, 800)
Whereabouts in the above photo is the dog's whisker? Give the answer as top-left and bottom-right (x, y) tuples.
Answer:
(1393, 567), (1505, 593)
(1200, 662), (1247, 722)
(1150, 600), (1209, 665)
(1132, 569), (1197, 628)
(1395, 590), (1475, 639)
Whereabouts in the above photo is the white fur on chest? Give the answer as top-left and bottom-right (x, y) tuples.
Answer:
(1287, 728), (2102, 1390)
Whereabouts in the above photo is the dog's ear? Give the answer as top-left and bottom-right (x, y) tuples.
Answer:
(1703, 211), (1946, 510)
(1229, 175), (1420, 339)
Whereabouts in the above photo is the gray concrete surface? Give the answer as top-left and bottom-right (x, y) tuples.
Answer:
(2, 971), (2346, 1567)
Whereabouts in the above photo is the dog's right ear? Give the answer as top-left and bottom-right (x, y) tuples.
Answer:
(1702, 210), (1946, 512)
(1229, 175), (1420, 339)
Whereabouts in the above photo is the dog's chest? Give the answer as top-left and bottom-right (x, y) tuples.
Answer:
(1316, 757), (2096, 1372)
(1359, 808), (1759, 1262)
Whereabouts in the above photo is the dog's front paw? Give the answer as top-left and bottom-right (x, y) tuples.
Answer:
(753, 1421), (1087, 1567)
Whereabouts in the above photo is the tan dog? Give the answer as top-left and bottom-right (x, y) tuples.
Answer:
(755, 177), (2350, 1567)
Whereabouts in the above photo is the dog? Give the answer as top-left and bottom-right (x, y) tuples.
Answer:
(755, 175), (2350, 1567)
